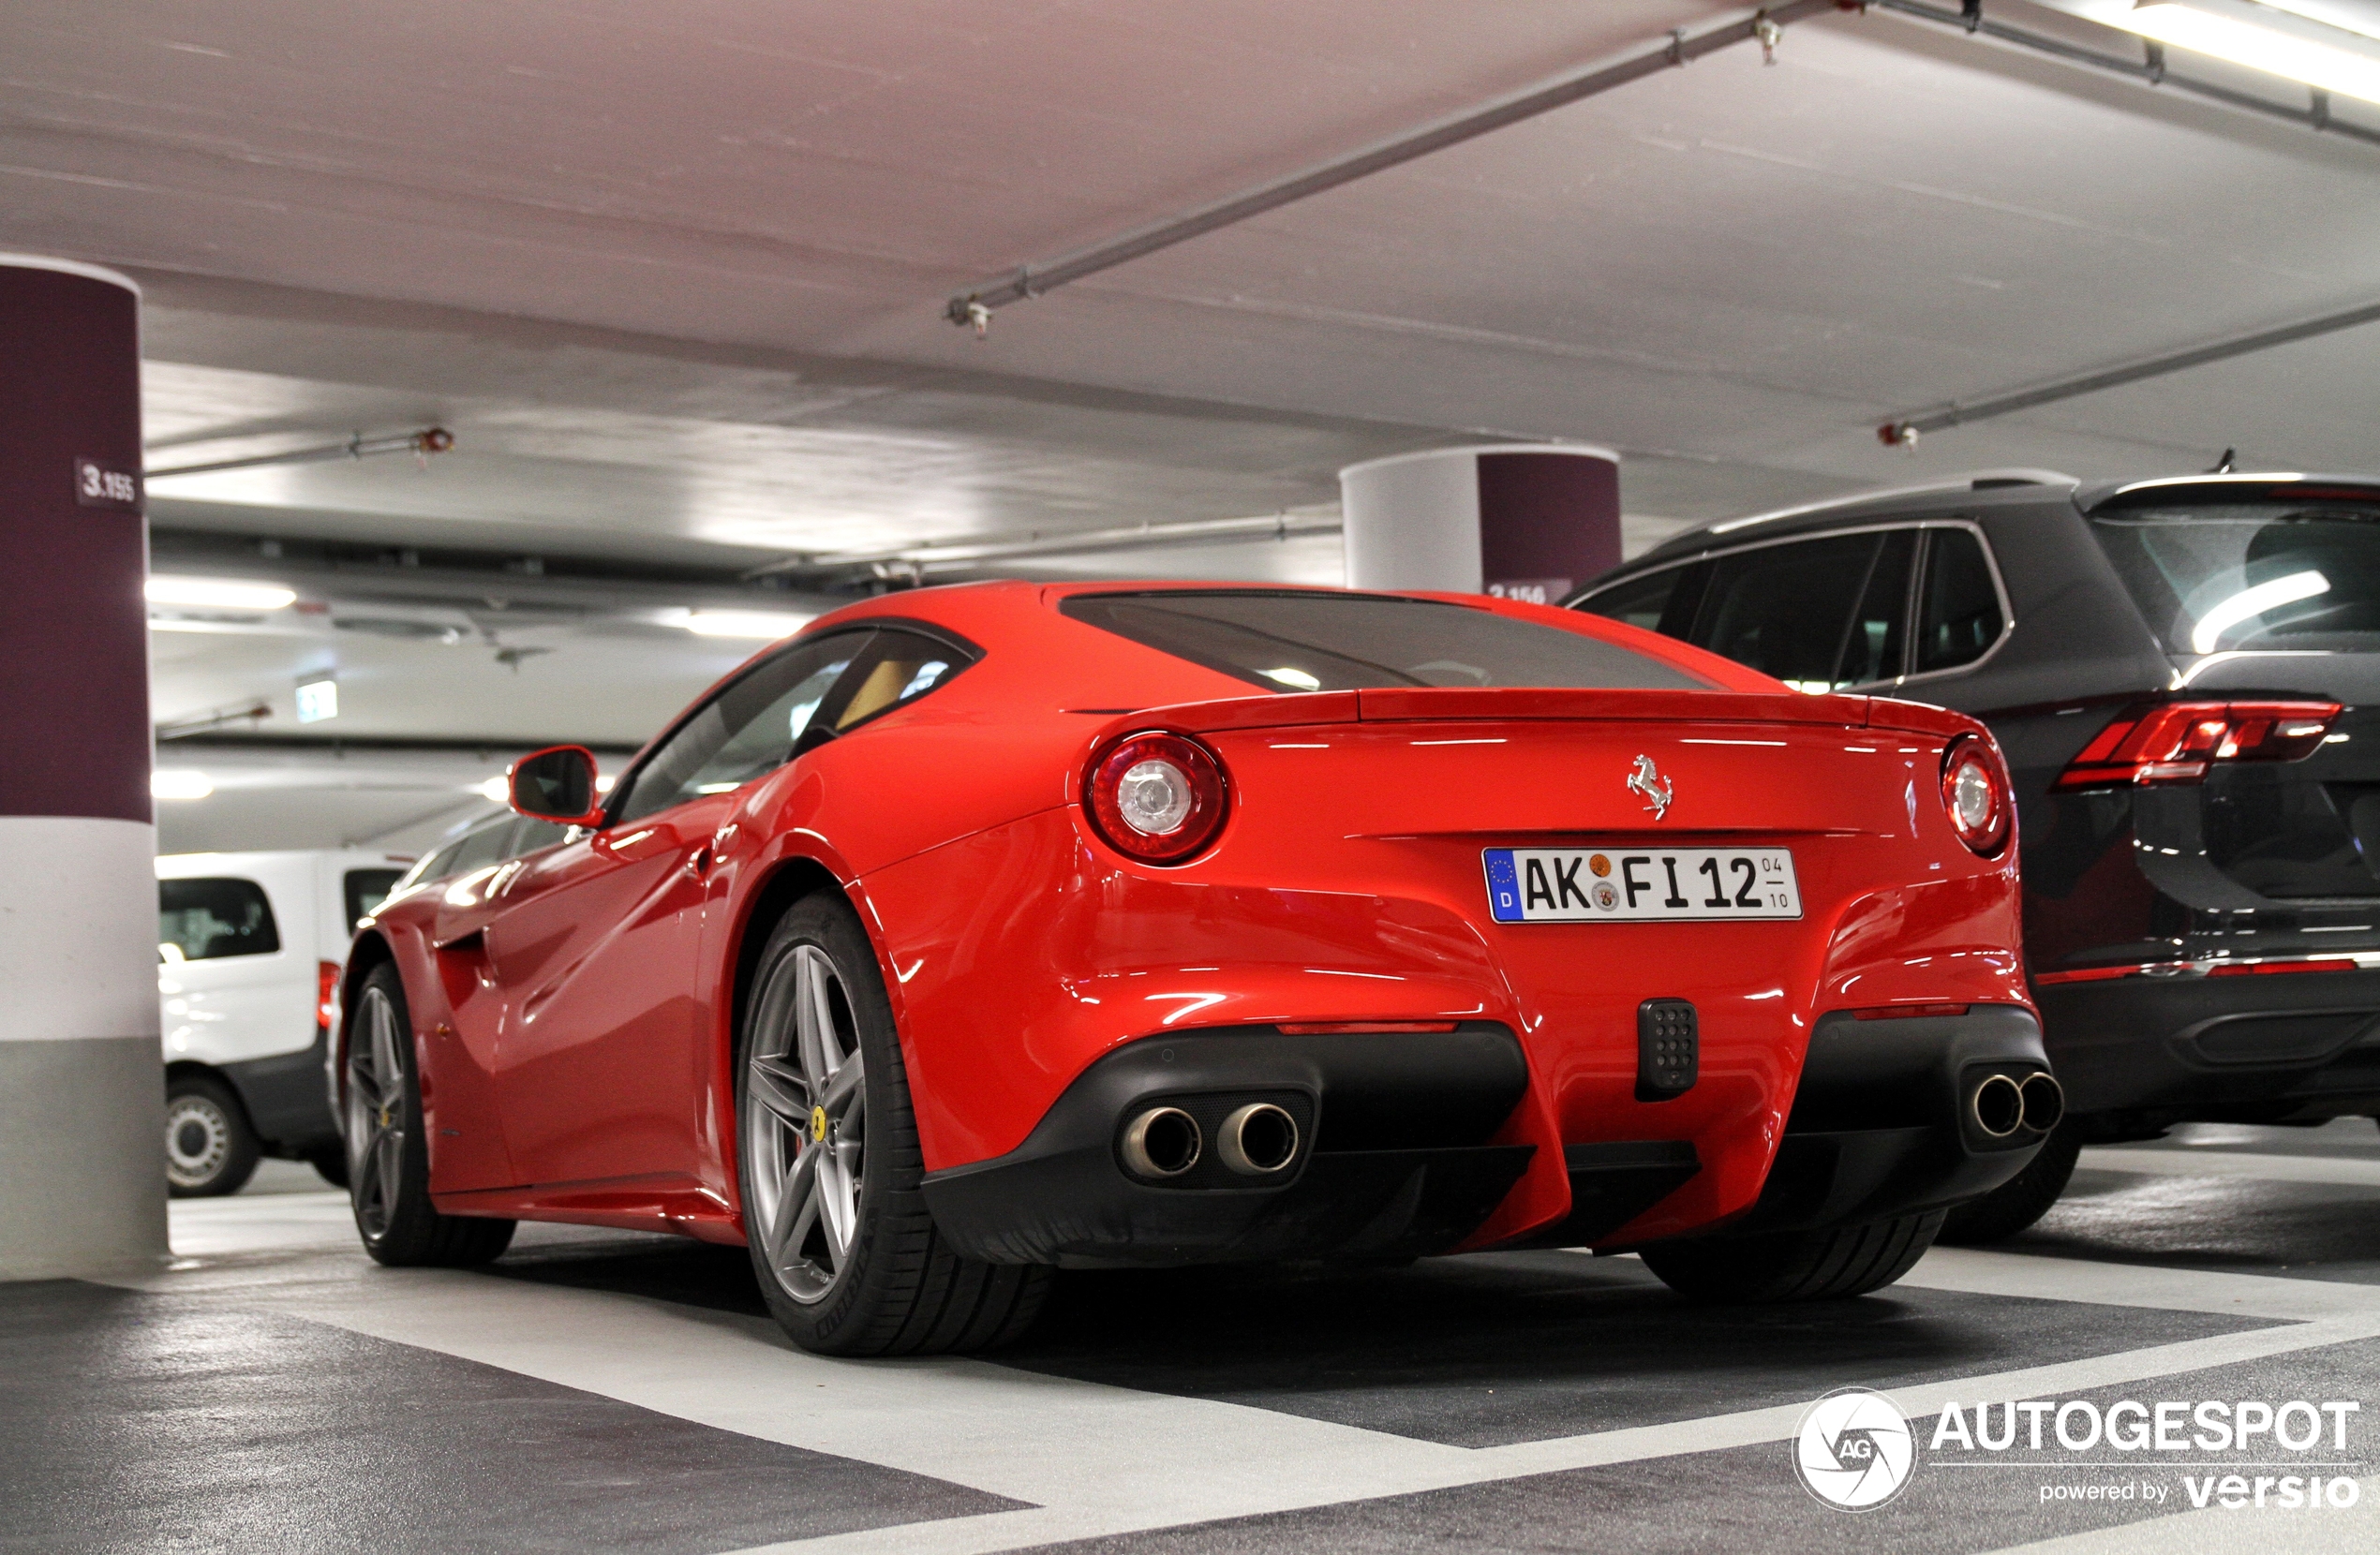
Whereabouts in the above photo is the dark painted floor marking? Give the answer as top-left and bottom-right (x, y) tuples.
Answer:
(0, 1281), (1020, 1555)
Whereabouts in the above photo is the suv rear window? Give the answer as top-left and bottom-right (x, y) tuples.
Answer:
(1062, 590), (1713, 693)
(159, 878), (280, 961)
(2090, 501), (2380, 655)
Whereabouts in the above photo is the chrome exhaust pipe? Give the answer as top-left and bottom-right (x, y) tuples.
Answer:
(2019, 1072), (2065, 1135)
(1121, 1106), (1201, 1177)
(1970, 1074), (2024, 1139)
(1216, 1103), (1300, 1176)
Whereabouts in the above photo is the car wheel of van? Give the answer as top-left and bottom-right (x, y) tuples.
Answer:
(1937, 1122), (2084, 1246)
(164, 1074), (260, 1198)
(1640, 1210), (1945, 1302)
(737, 892), (1050, 1355)
(343, 962), (515, 1267)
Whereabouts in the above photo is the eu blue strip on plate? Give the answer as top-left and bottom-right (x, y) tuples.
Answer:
(1483, 849), (1522, 923)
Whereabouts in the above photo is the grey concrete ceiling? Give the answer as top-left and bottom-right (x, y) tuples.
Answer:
(9, 0), (2380, 843)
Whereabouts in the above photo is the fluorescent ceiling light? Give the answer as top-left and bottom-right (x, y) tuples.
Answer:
(670, 609), (814, 640)
(474, 776), (510, 801)
(146, 575), (297, 611)
(2114, 3), (2380, 104)
(2191, 569), (2329, 653)
(152, 769), (215, 800)
(2251, 1), (2380, 43)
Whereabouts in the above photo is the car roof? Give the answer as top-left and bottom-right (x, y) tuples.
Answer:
(1622, 470), (2081, 572)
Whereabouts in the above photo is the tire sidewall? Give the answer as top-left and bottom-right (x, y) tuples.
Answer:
(737, 895), (916, 1350)
(350, 961), (437, 1257)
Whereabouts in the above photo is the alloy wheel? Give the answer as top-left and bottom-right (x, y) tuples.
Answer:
(744, 943), (867, 1304)
(345, 985), (409, 1237)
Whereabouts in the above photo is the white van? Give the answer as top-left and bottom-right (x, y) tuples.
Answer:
(157, 850), (411, 1195)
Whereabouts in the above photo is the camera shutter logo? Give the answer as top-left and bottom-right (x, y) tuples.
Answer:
(1794, 1388), (1915, 1511)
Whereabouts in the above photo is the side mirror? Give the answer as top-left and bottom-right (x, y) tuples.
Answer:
(509, 746), (604, 825)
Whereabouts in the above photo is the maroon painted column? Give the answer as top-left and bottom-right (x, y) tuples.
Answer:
(0, 256), (167, 1278)
(1340, 444), (1622, 602)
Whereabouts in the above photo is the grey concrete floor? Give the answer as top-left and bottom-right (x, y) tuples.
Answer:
(7, 1123), (2380, 1553)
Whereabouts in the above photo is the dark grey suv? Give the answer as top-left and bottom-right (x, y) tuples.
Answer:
(1569, 471), (2380, 1240)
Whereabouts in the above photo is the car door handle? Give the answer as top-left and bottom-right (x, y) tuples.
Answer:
(685, 845), (713, 880)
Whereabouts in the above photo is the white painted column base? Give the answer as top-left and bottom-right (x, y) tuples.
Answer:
(0, 817), (168, 1278)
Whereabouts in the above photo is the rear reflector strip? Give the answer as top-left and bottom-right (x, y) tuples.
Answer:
(2054, 700), (2341, 791)
(1275, 1021), (1459, 1035)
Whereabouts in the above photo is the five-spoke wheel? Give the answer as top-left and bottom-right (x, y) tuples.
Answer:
(744, 944), (869, 1303)
(338, 962), (515, 1267)
(736, 894), (1049, 1355)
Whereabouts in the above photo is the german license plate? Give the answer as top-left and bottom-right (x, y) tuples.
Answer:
(1483, 848), (1801, 923)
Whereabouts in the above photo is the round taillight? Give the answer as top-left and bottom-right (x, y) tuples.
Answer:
(1941, 734), (2012, 857)
(1084, 731), (1229, 865)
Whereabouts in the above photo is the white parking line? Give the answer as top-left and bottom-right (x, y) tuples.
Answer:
(163, 1243), (2374, 1555)
(2077, 1149), (2380, 1191)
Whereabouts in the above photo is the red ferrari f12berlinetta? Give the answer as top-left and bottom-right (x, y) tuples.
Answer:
(335, 583), (2057, 1354)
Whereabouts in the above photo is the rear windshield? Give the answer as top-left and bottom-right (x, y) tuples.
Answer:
(2092, 503), (2380, 655)
(1061, 590), (1713, 692)
(159, 878), (280, 961)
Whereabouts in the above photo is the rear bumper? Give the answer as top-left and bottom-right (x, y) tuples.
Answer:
(922, 1007), (2056, 1266)
(222, 1026), (340, 1155)
(921, 1025), (1535, 1266)
(2035, 971), (2380, 1124)
(1640, 1005), (2052, 1243)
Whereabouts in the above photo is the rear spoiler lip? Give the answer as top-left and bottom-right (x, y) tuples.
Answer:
(1087, 687), (1986, 741)
(2083, 473), (2380, 514)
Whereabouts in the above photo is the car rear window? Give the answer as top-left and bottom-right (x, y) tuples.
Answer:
(343, 868), (405, 928)
(2090, 501), (2380, 655)
(159, 878), (280, 961)
(1061, 590), (1714, 692)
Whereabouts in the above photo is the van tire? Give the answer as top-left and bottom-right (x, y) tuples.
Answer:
(165, 1074), (260, 1197)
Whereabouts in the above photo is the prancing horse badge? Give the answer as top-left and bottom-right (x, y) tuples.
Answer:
(1628, 754), (1673, 820)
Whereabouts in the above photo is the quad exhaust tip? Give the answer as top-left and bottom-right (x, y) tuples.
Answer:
(2020, 1072), (2065, 1134)
(1971, 1074), (2025, 1139)
(1122, 1106), (1201, 1177)
(1971, 1072), (2064, 1139)
(1216, 1103), (1300, 1176)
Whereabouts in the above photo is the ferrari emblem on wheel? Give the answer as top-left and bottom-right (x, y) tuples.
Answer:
(810, 1104), (828, 1143)
(1628, 754), (1674, 819)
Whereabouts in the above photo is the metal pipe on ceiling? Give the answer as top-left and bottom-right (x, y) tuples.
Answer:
(146, 426), (454, 481)
(1878, 296), (2380, 443)
(1872, 0), (2380, 148)
(751, 511), (1346, 581)
(942, 0), (1845, 332)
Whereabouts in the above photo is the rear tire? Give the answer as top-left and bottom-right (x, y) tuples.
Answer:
(736, 893), (1050, 1355)
(164, 1074), (260, 1198)
(1641, 1211), (1944, 1302)
(342, 962), (515, 1267)
(1938, 1122), (2083, 1245)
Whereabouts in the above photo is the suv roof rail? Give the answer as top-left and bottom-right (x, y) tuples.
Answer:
(1694, 468), (2079, 540)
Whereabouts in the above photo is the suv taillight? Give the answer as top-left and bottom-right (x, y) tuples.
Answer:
(318, 961), (340, 1033)
(2054, 700), (2341, 791)
(1941, 734), (2012, 856)
(1083, 731), (1230, 865)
